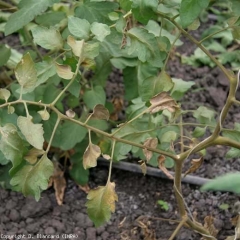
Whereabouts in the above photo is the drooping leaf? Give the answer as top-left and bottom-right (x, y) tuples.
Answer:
(0, 123), (28, 173)
(0, 44), (11, 67)
(201, 172), (240, 194)
(38, 109), (50, 121)
(68, 16), (91, 39)
(83, 143), (101, 169)
(67, 36), (84, 58)
(24, 148), (45, 164)
(91, 22), (111, 42)
(15, 53), (37, 93)
(91, 104), (110, 120)
(0, 89), (11, 102)
(17, 116), (44, 150)
(143, 138), (158, 162)
(83, 86), (106, 109)
(31, 26), (63, 50)
(149, 92), (179, 114)
(75, 1), (118, 25)
(5, 0), (58, 35)
(55, 63), (74, 80)
(131, 0), (158, 24)
(86, 181), (118, 227)
(140, 71), (174, 101)
(158, 155), (174, 179)
(10, 154), (54, 201)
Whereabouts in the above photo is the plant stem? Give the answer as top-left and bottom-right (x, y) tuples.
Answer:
(107, 140), (116, 183)
(23, 101), (30, 118)
(168, 215), (187, 240)
(46, 116), (61, 153)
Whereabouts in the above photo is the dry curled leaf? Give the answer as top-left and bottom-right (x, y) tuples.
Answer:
(91, 104), (110, 120)
(38, 109), (50, 121)
(66, 109), (76, 118)
(202, 216), (219, 239)
(24, 148), (45, 164)
(158, 155), (174, 180)
(83, 143), (101, 169)
(110, 97), (124, 121)
(149, 92), (179, 114)
(139, 161), (147, 176)
(49, 162), (66, 205)
(55, 62), (74, 80)
(184, 156), (204, 177)
(79, 184), (90, 193)
(143, 138), (158, 162)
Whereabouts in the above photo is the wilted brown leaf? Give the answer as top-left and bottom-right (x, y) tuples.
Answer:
(203, 216), (219, 239)
(158, 155), (174, 180)
(49, 162), (66, 205)
(231, 215), (239, 226)
(91, 104), (110, 120)
(149, 92), (179, 114)
(24, 148), (45, 164)
(79, 184), (90, 193)
(143, 138), (158, 162)
(83, 143), (101, 169)
(140, 161), (147, 176)
(55, 62), (74, 80)
(184, 156), (204, 177)
(110, 97), (124, 121)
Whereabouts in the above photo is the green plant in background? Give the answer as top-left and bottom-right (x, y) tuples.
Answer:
(157, 200), (169, 211)
(0, 0), (240, 238)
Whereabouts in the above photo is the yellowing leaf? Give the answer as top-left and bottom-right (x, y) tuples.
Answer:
(149, 92), (179, 114)
(86, 182), (118, 227)
(143, 138), (158, 162)
(83, 143), (101, 169)
(184, 156), (204, 177)
(15, 53), (37, 92)
(10, 153), (53, 201)
(55, 63), (74, 80)
(140, 161), (147, 176)
(91, 104), (110, 120)
(24, 148), (45, 164)
(67, 35), (84, 58)
(38, 109), (50, 121)
(17, 116), (44, 150)
(0, 88), (10, 102)
(8, 105), (15, 114)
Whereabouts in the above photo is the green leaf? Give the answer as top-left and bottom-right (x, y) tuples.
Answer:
(192, 127), (206, 138)
(123, 67), (139, 101)
(86, 181), (118, 227)
(131, 0), (158, 24)
(15, 53), (37, 93)
(171, 78), (195, 100)
(91, 22), (111, 42)
(0, 108), (18, 125)
(75, 1), (118, 25)
(157, 200), (169, 211)
(119, 0), (132, 11)
(180, 0), (209, 28)
(230, 0), (240, 15)
(110, 58), (138, 70)
(68, 16), (91, 39)
(193, 106), (216, 124)
(0, 124), (28, 173)
(10, 154), (54, 201)
(43, 113), (87, 150)
(5, 0), (57, 35)
(140, 71), (174, 101)
(0, 44), (11, 67)
(0, 88), (11, 102)
(201, 172), (240, 194)
(83, 86), (106, 109)
(35, 11), (66, 27)
(127, 27), (165, 67)
(31, 26), (63, 50)
(17, 116), (44, 150)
